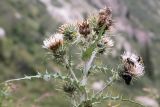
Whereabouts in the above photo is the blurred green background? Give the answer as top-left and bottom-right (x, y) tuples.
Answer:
(0, 0), (160, 107)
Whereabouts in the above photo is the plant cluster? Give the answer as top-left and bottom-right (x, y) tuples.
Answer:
(1, 7), (145, 107)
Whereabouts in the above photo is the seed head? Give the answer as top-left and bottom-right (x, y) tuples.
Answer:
(43, 33), (63, 51)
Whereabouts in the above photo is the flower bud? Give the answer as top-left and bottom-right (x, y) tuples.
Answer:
(58, 24), (77, 41)
(63, 82), (76, 95)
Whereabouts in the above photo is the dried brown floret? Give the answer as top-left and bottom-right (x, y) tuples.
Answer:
(78, 20), (91, 38)
(94, 7), (113, 34)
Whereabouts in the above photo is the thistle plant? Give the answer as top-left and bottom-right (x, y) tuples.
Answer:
(1, 7), (145, 107)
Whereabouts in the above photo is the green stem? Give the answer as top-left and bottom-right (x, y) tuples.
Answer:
(69, 66), (78, 82)
(94, 77), (115, 96)
(66, 46), (78, 83)
(80, 50), (97, 102)
(82, 50), (97, 85)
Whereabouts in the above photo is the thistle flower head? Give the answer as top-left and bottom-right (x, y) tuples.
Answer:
(121, 52), (139, 63)
(58, 24), (77, 40)
(97, 37), (114, 54)
(121, 52), (144, 77)
(92, 7), (113, 35)
(99, 7), (112, 16)
(43, 33), (63, 51)
(102, 36), (114, 47)
(95, 7), (113, 34)
(78, 20), (91, 38)
(120, 52), (145, 84)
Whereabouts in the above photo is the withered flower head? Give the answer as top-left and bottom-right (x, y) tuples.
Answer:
(120, 52), (145, 85)
(95, 7), (113, 34)
(43, 33), (63, 51)
(99, 7), (112, 16)
(58, 24), (77, 40)
(78, 20), (91, 38)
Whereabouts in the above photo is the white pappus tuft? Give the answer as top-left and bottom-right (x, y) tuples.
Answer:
(121, 51), (145, 78)
(43, 33), (64, 51)
(102, 36), (114, 47)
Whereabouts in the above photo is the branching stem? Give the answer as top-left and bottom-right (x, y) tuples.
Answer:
(2, 74), (42, 84)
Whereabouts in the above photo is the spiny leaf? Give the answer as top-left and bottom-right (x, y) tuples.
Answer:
(82, 25), (106, 61)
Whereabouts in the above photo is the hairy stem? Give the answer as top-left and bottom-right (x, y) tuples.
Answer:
(82, 50), (97, 85)
(80, 50), (97, 102)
